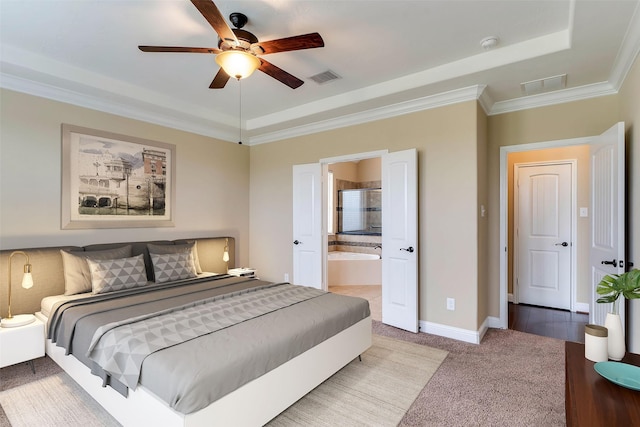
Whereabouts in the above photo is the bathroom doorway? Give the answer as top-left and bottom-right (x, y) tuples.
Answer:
(294, 148), (418, 332)
(327, 157), (383, 321)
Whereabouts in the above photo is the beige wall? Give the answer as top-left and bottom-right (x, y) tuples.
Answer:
(329, 161), (358, 182)
(619, 54), (640, 352)
(507, 145), (591, 305)
(0, 89), (251, 266)
(357, 157), (382, 182)
(250, 101), (481, 331)
(477, 107), (489, 326)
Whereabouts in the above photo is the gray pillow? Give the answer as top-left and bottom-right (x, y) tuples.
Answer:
(150, 251), (198, 284)
(147, 242), (202, 273)
(87, 254), (148, 294)
(60, 245), (133, 295)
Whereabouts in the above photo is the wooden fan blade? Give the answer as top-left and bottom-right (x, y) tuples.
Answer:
(253, 32), (324, 55)
(190, 0), (238, 46)
(259, 59), (304, 89)
(138, 46), (221, 54)
(210, 68), (231, 89)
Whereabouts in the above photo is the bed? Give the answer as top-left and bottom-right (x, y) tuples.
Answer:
(1, 237), (371, 426)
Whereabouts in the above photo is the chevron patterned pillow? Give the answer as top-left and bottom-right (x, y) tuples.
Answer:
(151, 251), (198, 284)
(87, 254), (148, 294)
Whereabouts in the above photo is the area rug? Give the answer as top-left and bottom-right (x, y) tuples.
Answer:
(0, 334), (447, 427)
(0, 370), (120, 427)
(268, 334), (448, 426)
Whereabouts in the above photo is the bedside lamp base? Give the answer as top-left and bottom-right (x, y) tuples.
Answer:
(1, 314), (36, 328)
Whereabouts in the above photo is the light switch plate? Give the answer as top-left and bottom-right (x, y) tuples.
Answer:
(580, 207), (588, 217)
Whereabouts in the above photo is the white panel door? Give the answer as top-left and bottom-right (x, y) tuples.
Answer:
(381, 149), (418, 332)
(515, 163), (572, 309)
(590, 122), (625, 329)
(292, 163), (322, 289)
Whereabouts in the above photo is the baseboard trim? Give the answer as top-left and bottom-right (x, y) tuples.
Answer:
(486, 316), (503, 329)
(574, 302), (590, 314)
(419, 320), (481, 344)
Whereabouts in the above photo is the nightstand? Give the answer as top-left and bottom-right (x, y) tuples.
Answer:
(227, 267), (256, 278)
(0, 317), (45, 373)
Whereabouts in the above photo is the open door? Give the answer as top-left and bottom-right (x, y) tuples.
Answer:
(292, 163), (322, 289)
(590, 122), (625, 329)
(382, 149), (418, 332)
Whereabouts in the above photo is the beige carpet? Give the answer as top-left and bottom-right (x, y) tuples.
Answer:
(372, 322), (567, 427)
(0, 335), (447, 427)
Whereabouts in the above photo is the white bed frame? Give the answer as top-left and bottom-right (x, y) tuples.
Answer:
(36, 312), (371, 427)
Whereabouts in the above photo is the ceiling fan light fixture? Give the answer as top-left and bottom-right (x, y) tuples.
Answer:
(216, 50), (261, 80)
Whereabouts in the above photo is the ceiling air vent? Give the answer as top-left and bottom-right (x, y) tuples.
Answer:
(521, 74), (567, 95)
(309, 70), (341, 85)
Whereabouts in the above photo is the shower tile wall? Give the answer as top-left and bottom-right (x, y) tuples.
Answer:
(331, 179), (382, 254)
(330, 234), (382, 255)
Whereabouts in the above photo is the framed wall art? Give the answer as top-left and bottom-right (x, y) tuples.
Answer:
(61, 124), (176, 229)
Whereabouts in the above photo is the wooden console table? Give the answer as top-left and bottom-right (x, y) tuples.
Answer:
(565, 341), (640, 426)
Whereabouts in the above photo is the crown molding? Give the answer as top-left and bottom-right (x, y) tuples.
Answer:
(487, 81), (618, 115)
(0, 71), (238, 142)
(248, 85), (485, 145)
(477, 87), (494, 115)
(609, 3), (640, 90)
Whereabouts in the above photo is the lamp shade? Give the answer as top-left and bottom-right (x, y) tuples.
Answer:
(215, 50), (261, 80)
(22, 271), (33, 289)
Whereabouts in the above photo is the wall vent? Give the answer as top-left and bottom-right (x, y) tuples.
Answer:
(521, 74), (567, 95)
(309, 70), (341, 85)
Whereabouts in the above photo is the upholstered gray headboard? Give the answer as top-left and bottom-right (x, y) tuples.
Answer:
(0, 237), (235, 318)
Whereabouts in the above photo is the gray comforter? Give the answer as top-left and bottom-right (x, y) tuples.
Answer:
(48, 275), (370, 414)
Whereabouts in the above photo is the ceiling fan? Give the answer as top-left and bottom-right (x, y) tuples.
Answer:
(138, 0), (324, 89)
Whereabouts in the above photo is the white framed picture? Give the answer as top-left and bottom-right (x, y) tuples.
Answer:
(61, 124), (176, 229)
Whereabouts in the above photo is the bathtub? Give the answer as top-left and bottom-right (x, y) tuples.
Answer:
(328, 251), (381, 286)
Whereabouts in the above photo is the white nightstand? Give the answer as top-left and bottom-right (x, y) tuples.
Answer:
(227, 267), (256, 278)
(0, 317), (45, 373)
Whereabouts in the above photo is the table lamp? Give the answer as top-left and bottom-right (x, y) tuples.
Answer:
(1, 251), (36, 328)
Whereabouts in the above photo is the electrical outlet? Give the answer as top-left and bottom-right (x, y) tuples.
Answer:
(446, 298), (455, 311)
(284, 273), (289, 282)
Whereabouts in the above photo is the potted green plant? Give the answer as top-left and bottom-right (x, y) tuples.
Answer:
(596, 269), (640, 360)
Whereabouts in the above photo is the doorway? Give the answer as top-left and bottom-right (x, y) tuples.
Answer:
(499, 139), (592, 329)
(293, 149), (418, 332)
(327, 157), (383, 321)
(498, 122), (626, 330)
(513, 161), (575, 310)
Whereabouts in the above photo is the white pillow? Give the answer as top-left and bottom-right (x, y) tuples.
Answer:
(87, 254), (148, 294)
(60, 245), (133, 295)
(150, 251), (198, 284)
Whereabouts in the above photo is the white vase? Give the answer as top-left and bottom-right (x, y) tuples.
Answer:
(604, 312), (625, 361)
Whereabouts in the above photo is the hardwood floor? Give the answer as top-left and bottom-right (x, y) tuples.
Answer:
(329, 285), (589, 343)
(509, 303), (589, 343)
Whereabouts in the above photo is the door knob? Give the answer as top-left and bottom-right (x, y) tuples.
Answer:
(293, 240), (301, 245)
(555, 242), (568, 247)
(601, 259), (618, 267)
(400, 246), (414, 253)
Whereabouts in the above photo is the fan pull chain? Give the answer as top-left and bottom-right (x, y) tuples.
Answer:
(238, 79), (242, 145)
